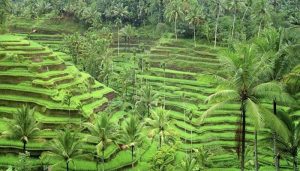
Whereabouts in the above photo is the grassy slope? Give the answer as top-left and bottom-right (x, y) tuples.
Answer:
(113, 37), (299, 170)
(0, 34), (121, 170)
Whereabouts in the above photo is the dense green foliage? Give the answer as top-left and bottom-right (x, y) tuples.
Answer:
(0, 0), (299, 171)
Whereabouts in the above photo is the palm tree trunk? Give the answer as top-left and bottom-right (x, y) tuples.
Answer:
(214, 1), (221, 48)
(175, 16), (177, 40)
(147, 104), (150, 117)
(190, 128), (193, 155)
(128, 37), (131, 52)
(184, 110), (187, 155)
(23, 141), (26, 153)
(276, 153), (281, 171)
(241, 102), (246, 171)
(160, 0), (164, 22)
(66, 161), (69, 171)
(131, 145), (134, 168)
(231, 0), (237, 40)
(96, 157), (99, 171)
(102, 148), (105, 171)
(118, 26), (120, 56)
(159, 134), (162, 148)
(241, 7), (249, 22)
(194, 25), (196, 47)
(258, 20), (262, 37)
(254, 131), (259, 171)
(294, 152), (298, 171)
(106, 75), (109, 86)
(273, 99), (280, 171)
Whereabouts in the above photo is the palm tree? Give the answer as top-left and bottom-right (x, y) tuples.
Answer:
(200, 44), (289, 171)
(110, 2), (129, 56)
(226, 0), (246, 40)
(136, 84), (159, 116)
(212, 0), (224, 48)
(253, 0), (271, 37)
(160, 62), (166, 108)
(185, 4), (205, 47)
(62, 90), (72, 122)
(164, 0), (184, 40)
(275, 110), (300, 171)
(42, 130), (83, 171)
(253, 28), (297, 170)
(145, 107), (175, 148)
(3, 105), (39, 153)
(186, 110), (195, 155)
(119, 115), (143, 168)
(84, 113), (118, 171)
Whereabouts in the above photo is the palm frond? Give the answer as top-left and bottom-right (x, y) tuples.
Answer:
(205, 89), (239, 104)
(245, 99), (264, 130)
(260, 107), (291, 142)
(199, 100), (231, 124)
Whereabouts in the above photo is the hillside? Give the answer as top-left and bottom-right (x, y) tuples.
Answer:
(0, 35), (124, 170)
(0, 0), (299, 170)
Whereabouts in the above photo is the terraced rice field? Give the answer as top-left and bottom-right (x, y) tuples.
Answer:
(0, 33), (299, 170)
(113, 38), (299, 170)
(0, 35), (141, 170)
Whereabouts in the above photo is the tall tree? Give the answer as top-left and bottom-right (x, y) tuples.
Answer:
(253, 28), (296, 170)
(145, 107), (175, 148)
(84, 113), (118, 171)
(42, 130), (84, 171)
(200, 44), (289, 170)
(226, 0), (245, 40)
(253, 0), (271, 37)
(212, 0), (224, 48)
(3, 105), (39, 153)
(119, 115), (143, 168)
(275, 110), (300, 171)
(164, 0), (184, 40)
(136, 84), (159, 116)
(185, 3), (205, 47)
(108, 2), (129, 56)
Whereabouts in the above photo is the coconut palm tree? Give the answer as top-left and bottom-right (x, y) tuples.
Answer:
(110, 2), (129, 56)
(62, 90), (72, 122)
(252, 0), (271, 37)
(211, 0), (225, 48)
(136, 84), (159, 116)
(200, 44), (289, 171)
(185, 4), (205, 47)
(119, 115), (143, 168)
(186, 110), (195, 155)
(42, 130), (83, 171)
(145, 107), (175, 148)
(84, 113), (118, 171)
(226, 0), (246, 40)
(164, 0), (184, 40)
(274, 110), (300, 171)
(253, 28), (297, 170)
(2, 105), (39, 153)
